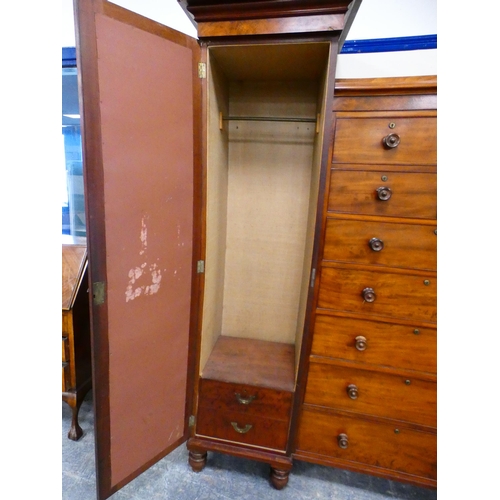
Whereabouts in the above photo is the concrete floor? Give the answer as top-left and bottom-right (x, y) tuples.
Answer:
(63, 392), (437, 500)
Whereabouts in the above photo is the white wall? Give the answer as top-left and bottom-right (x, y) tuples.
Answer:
(62, 0), (196, 46)
(62, 0), (437, 77)
(336, 0), (437, 78)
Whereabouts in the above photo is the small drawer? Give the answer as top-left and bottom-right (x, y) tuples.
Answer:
(304, 361), (436, 427)
(62, 311), (71, 336)
(199, 379), (292, 421)
(62, 363), (71, 392)
(62, 337), (70, 363)
(328, 170), (436, 219)
(311, 315), (436, 374)
(318, 266), (437, 323)
(196, 406), (289, 451)
(323, 218), (437, 271)
(332, 116), (436, 165)
(296, 407), (437, 480)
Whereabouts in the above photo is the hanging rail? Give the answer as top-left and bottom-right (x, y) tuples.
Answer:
(223, 116), (316, 123)
(219, 112), (321, 132)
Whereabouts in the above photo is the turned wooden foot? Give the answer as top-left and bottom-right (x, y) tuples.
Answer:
(270, 467), (289, 489)
(189, 450), (207, 472)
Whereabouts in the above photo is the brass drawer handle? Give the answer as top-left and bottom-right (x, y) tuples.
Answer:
(382, 133), (400, 149)
(235, 393), (256, 405)
(362, 287), (376, 303)
(369, 237), (384, 252)
(231, 422), (252, 434)
(376, 186), (392, 201)
(346, 384), (358, 400)
(355, 336), (367, 351)
(337, 433), (349, 449)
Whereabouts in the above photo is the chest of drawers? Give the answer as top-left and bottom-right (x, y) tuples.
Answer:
(294, 77), (437, 488)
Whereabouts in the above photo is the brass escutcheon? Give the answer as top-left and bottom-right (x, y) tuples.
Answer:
(235, 393), (256, 405)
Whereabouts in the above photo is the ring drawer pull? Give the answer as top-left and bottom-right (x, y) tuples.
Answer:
(382, 133), (400, 149)
(369, 237), (384, 252)
(355, 336), (367, 351)
(376, 186), (392, 201)
(337, 433), (349, 449)
(235, 393), (256, 405)
(231, 422), (252, 434)
(362, 287), (376, 303)
(346, 384), (359, 400)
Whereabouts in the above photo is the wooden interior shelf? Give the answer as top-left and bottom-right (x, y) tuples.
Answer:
(202, 336), (295, 392)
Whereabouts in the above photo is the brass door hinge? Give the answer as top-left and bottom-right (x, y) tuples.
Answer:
(310, 268), (316, 288)
(189, 415), (196, 427)
(93, 281), (106, 305)
(197, 260), (205, 274)
(198, 62), (206, 79)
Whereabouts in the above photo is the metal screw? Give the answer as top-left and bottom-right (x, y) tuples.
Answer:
(381, 175), (388, 181)
(405, 379), (411, 385)
(389, 122), (396, 129)
(434, 229), (437, 235)
(394, 428), (400, 434)
(413, 329), (420, 335)
(424, 279), (430, 286)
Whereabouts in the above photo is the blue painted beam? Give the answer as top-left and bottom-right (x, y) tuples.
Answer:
(340, 34), (437, 54)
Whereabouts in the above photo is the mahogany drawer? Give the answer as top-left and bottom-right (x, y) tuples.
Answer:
(196, 405), (289, 451)
(328, 170), (436, 219)
(199, 378), (292, 421)
(62, 363), (71, 392)
(296, 407), (437, 481)
(332, 116), (436, 165)
(62, 337), (69, 363)
(311, 315), (436, 374)
(62, 311), (71, 336)
(304, 361), (436, 427)
(323, 218), (437, 271)
(318, 266), (437, 323)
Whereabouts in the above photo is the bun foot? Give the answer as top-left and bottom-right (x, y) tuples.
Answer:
(270, 467), (289, 489)
(189, 450), (207, 472)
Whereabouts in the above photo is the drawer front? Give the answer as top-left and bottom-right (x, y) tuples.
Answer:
(297, 407), (437, 480)
(318, 267), (437, 323)
(328, 170), (436, 219)
(311, 315), (436, 374)
(62, 363), (71, 392)
(62, 311), (71, 336)
(332, 116), (436, 165)
(304, 362), (436, 426)
(323, 218), (437, 271)
(199, 379), (292, 421)
(62, 337), (69, 363)
(196, 406), (289, 451)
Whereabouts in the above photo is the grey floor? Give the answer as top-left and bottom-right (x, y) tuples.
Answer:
(63, 392), (437, 500)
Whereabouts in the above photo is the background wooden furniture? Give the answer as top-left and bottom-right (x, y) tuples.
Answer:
(62, 239), (92, 440)
(293, 76), (437, 488)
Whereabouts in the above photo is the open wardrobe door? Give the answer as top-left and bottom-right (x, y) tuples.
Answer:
(73, 1), (201, 498)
